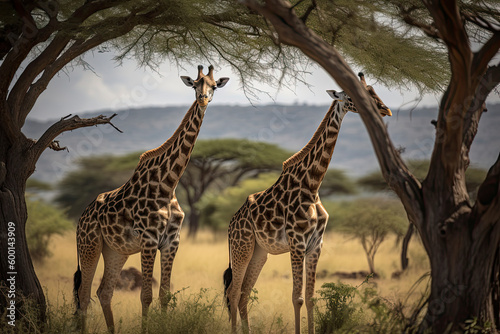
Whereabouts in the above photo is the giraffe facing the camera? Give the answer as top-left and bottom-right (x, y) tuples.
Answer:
(73, 65), (229, 333)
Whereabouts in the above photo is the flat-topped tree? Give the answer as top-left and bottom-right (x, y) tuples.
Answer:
(240, 0), (500, 331)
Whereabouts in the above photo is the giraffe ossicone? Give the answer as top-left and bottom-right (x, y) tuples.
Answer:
(223, 75), (391, 334)
(73, 66), (229, 333)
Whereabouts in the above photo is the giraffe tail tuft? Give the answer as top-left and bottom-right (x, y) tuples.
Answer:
(223, 265), (232, 318)
(73, 264), (82, 312)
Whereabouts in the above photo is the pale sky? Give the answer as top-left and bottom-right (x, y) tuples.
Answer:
(27, 52), (454, 121)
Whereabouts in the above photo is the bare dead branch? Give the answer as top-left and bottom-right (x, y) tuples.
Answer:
(31, 113), (122, 162)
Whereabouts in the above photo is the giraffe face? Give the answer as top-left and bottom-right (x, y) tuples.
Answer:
(326, 73), (392, 117)
(181, 65), (229, 107)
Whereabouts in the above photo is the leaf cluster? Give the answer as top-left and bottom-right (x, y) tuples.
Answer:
(291, 0), (450, 93)
(325, 198), (408, 237)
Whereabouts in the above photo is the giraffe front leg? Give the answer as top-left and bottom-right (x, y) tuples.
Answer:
(290, 245), (306, 334)
(305, 246), (322, 334)
(140, 238), (158, 333)
(159, 201), (184, 309)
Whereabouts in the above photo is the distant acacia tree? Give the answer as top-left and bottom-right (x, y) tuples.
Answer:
(56, 153), (140, 219)
(359, 160), (487, 196)
(179, 139), (291, 237)
(319, 169), (357, 197)
(240, 0), (500, 331)
(332, 199), (407, 275)
(26, 199), (72, 263)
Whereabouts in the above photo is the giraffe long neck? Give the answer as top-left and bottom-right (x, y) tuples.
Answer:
(282, 101), (347, 193)
(136, 101), (206, 193)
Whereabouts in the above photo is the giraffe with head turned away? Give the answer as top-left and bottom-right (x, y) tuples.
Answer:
(223, 73), (391, 334)
(73, 65), (229, 333)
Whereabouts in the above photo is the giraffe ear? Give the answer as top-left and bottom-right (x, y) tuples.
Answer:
(326, 90), (342, 100)
(216, 77), (230, 88)
(181, 76), (195, 87)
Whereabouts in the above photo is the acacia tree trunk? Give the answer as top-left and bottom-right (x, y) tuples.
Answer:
(401, 223), (414, 271)
(417, 155), (500, 332)
(187, 209), (201, 238)
(0, 137), (46, 324)
(0, 111), (120, 325)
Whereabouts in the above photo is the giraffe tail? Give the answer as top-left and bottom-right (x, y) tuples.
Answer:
(223, 264), (232, 318)
(73, 258), (82, 311)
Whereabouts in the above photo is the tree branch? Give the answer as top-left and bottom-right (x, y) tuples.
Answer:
(470, 154), (500, 244)
(472, 31), (500, 81)
(397, 5), (442, 40)
(462, 64), (500, 167)
(240, 0), (424, 227)
(30, 114), (122, 163)
(17, 5), (162, 128)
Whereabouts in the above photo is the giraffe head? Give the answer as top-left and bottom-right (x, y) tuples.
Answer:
(181, 65), (230, 107)
(326, 73), (392, 117)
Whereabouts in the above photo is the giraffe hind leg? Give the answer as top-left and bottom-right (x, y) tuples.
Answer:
(97, 242), (129, 333)
(238, 244), (268, 333)
(227, 228), (255, 334)
(75, 223), (103, 332)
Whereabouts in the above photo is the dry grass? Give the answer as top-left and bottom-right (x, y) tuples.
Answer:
(35, 229), (430, 332)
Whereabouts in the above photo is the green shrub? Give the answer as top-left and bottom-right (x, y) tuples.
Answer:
(26, 199), (73, 262)
(137, 288), (229, 334)
(314, 282), (358, 333)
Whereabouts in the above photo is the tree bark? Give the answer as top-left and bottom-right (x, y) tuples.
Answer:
(401, 223), (414, 271)
(0, 136), (46, 325)
(187, 209), (201, 239)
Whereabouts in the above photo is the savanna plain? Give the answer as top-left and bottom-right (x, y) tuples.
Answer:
(35, 228), (430, 333)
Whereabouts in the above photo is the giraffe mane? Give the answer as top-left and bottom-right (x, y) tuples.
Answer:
(139, 101), (199, 163)
(282, 101), (339, 170)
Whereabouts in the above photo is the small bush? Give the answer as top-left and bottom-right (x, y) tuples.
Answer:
(26, 199), (73, 262)
(314, 275), (431, 334)
(137, 288), (229, 334)
(314, 282), (358, 333)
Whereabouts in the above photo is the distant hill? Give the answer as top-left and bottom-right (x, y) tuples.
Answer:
(23, 103), (500, 183)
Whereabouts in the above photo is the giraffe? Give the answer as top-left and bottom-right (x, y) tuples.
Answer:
(73, 65), (229, 333)
(223, 73), (391, 334)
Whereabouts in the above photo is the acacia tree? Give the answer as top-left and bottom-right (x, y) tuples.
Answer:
(335, 199), (407, 275)
(179, 139), (291, 237)
(0, 0), (305, 322)
(239, 0), (500, 331)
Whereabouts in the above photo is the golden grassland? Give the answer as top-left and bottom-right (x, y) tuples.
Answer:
(35, 229), (430, 332)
